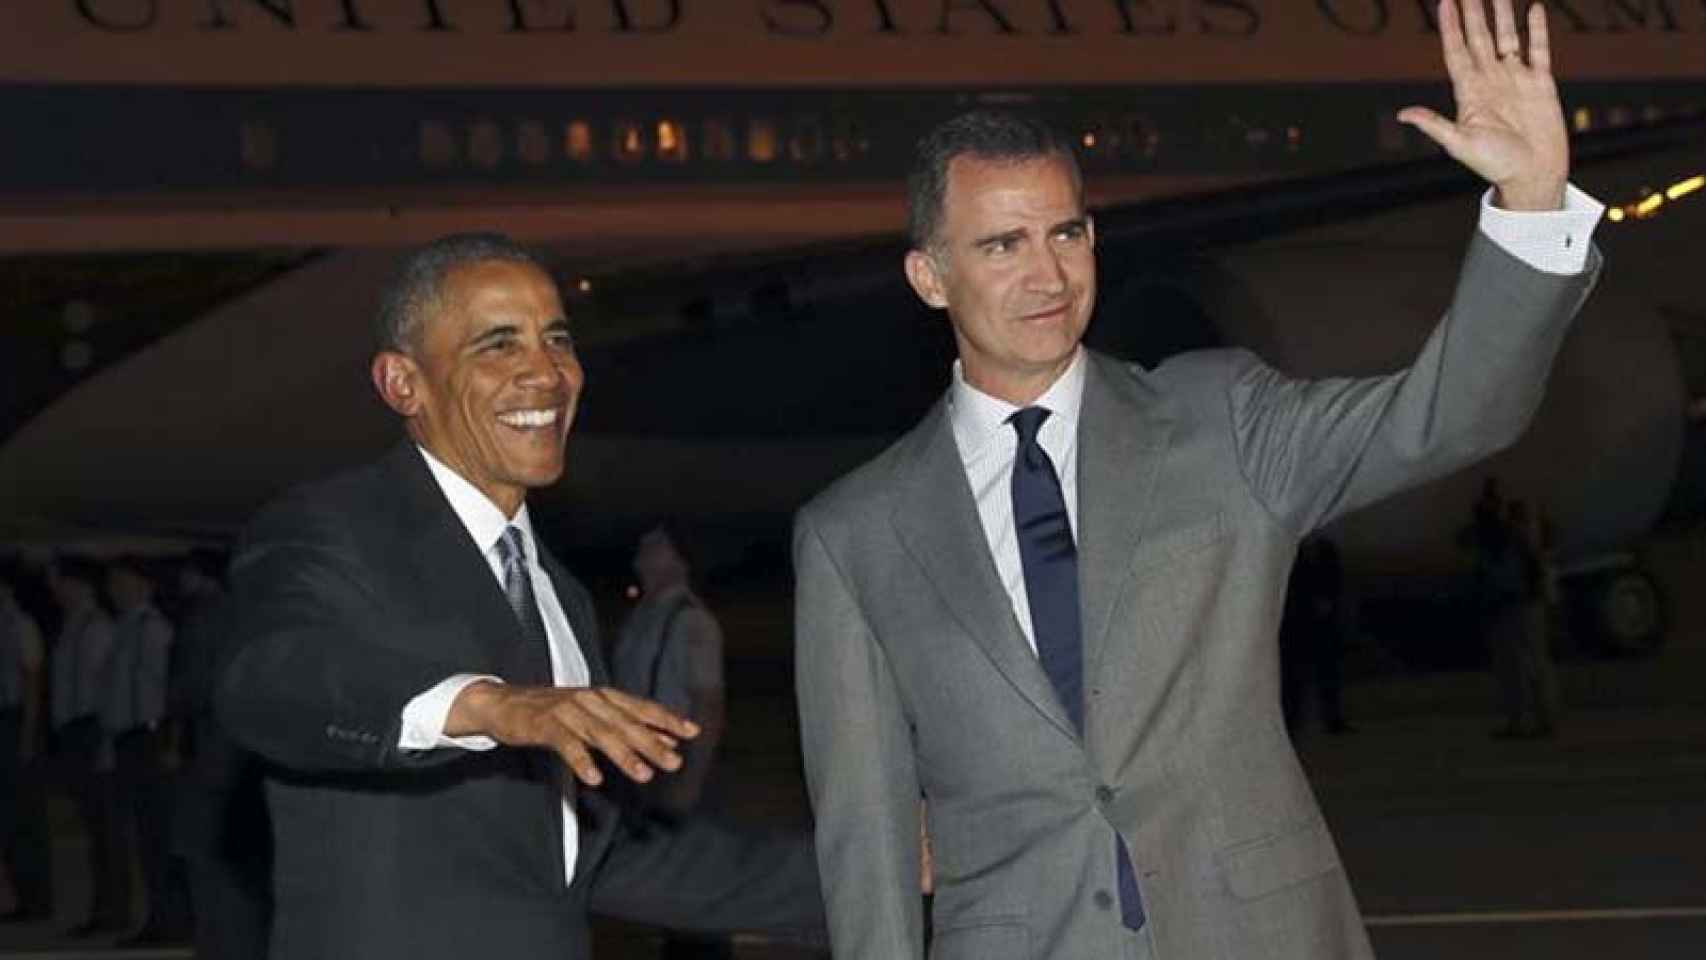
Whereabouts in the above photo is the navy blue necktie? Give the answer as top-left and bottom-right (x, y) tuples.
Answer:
(1009, 407), (1147, 931)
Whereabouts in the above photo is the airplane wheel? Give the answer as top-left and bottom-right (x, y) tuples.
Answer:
(1593, 567), (1666, 655)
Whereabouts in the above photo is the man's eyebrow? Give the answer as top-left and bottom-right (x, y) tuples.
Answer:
(465, 324), (518, 348)
(972, 227), (1028, 249)
(1051, 216), (1089, 234)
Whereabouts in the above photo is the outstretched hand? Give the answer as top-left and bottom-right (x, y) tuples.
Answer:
(1398, 0), (1568, 211)
(447, 681), (699, 787)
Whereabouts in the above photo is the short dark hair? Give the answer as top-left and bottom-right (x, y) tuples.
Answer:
(906, 109), (1083, 252)
(50, 554), (103, 589)
(374, 232), (546, 353)
(108, 553), (159, 583)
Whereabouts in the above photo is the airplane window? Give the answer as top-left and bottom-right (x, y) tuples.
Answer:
(564, 121), (595, 163)
(748, 119), (779, 164)
(831, 118), (869, 162)
(789, 117), (825, 163)
(239, 120), (277, 172)
(517, 121), (551, 166)
(1122, 115), (1158, 158)
(702, 119), (737, 162)
(468, 121), (504, 170)
(613, 120), (647, 164)
(419, 120), (458, 169)
(656, 120), (688, 163)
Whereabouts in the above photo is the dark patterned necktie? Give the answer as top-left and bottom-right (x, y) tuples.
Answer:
(1009, 407), (1147, 931)
(497, 526), (550, 649)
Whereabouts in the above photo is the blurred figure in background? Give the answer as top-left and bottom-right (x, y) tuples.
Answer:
(0, 565), (49, 923)
(614, 524), (726, 821)
(168, 550), (273, 960)
(103, 556), (187, 945)
(1492, 500), (1559, 739)
(1280, 535), (1353, 738)
(612, 524), (732, 960)
(46, 556), (123, 935)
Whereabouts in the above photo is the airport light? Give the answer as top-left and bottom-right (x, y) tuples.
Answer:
(1667, 176), (1704, 201)
(1607, 207), (1626, 223)
(1635, 193), (1665, 218)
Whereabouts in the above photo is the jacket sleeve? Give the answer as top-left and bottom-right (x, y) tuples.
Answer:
(214, 496), (474, 774)
(1230, 233), (1602, 535)
(792, 509), (924, 960)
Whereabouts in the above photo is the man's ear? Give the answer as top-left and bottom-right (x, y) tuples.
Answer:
(903, 249), (949, 310)
(371, 351), (423, 417)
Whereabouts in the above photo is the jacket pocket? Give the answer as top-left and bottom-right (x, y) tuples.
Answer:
(1217, 819), (1342, 901)
(929, 916), (1029, 960)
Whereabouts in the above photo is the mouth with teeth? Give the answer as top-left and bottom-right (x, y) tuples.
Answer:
(496, 406), (564, 433)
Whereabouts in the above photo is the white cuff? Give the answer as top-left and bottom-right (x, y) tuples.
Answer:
(399, 674), (503, 752)
(1477, 183), (1604, 276)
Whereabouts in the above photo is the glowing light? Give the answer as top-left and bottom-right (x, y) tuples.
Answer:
(1571, 107), (1593, 132)
(1635, 193), (1665, 218)
(1666, 176), (1704, 201)
(748, 119), (779, 163)
(613, 121), (646, 164)
(1082, 132), (1098, 148)
(564, 121), (594, 162)
(576, 278), (593, 294)
(1607, 207), (1626, 223)
(656, 120), (687, 162)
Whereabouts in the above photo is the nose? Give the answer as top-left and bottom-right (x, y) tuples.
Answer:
(1024, 242), (1069, 296)
(515, 337), (568, 389)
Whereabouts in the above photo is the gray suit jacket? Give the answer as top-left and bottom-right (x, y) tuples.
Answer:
(793, 235), (1600, 960)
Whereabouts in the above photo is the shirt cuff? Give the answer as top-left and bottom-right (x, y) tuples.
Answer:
(1477, 183), (1604, 276)
(399, 674), (503, 752)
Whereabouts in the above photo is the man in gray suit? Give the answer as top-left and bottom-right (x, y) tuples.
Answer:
(793, 2), (1603, 958)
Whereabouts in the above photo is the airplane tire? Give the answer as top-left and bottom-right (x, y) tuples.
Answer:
(1591, 567), (1666, 655)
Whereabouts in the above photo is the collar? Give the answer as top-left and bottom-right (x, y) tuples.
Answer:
(416, 445), (536, 564)
(948, 347), (1087, 462)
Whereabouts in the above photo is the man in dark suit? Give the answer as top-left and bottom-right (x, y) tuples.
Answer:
(216, 233), (823, 960)
(794, 3), (1603, 958)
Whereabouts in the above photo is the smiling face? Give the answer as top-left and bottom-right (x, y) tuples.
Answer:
(372, 258), (582, 517)
(905, 153), (1095, 405)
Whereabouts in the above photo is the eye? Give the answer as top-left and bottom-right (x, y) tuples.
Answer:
(546, 328), (575, 350)
(982, 237), (1017, 256)
(1053, 223), (1088, 243)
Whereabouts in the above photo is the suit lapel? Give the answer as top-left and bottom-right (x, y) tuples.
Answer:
(1077, 352), (1174, 681)
(380, 443), (529, 664)
(891, 400), (1078, 741)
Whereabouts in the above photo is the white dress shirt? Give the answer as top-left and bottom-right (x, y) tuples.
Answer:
(0, 602), (43, 712)
(949, 188), (1604, 654)
(101, 603), (173, 734)
(50, 607), (114, 729)
(399, 446), (591, 886)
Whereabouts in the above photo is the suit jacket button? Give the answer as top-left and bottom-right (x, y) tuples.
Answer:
(1093, 890), (1114, 910)
(1096, 786), (1115, 808)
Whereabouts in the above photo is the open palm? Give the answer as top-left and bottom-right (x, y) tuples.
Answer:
(1399, 0), (1568, 211)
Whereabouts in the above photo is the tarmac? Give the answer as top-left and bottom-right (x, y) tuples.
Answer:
(2, 616), (1701, 959)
